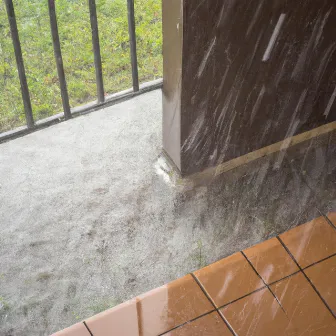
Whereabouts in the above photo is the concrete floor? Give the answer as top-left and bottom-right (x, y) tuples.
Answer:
(0, 89), (335, 335)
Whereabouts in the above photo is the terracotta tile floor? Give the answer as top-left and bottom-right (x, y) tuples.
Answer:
(52, 214), (336, 336)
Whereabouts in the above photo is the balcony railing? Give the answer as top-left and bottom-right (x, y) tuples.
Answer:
(1, 0), (162, 142)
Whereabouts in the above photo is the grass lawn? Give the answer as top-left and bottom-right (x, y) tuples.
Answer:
(0, 0), (162, 132)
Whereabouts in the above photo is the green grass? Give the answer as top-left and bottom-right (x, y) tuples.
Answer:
(0, 0), (162, 132)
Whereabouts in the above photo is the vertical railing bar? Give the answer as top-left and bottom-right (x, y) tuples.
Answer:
(47, 0), (71, 120)
(88, 0), (105, 103)
(127, 0), (139, 92)
(4, 0), (34, 129)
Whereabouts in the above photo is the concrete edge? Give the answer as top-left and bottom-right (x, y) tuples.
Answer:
(0, 79), (163, 144)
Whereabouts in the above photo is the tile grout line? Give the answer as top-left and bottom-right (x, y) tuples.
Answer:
(83, 321), (94, 336)
(240, 251), (287, 315)
(276, 236), (336, 319)
(315, 206), (336, 230)
(268, 270), (301, 287)
(217, 269), (312, 310)
(323, 213), (336, 230)
(303, 252), (336, 270)
(190, 273), (218, 310)
(158, 309), (217, 336)
(218, 286), (267, 309)
(190, 273), (238, 336)
(217, 270), (301, 310)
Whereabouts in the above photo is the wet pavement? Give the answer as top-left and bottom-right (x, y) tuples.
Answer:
(0, 89), (335, 335)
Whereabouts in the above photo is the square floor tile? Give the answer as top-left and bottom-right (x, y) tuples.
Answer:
(194, 252), (264, 307)
(86, 275), (213, 336)
(243, 237), (299, 284)
(163, 312), (232, 336)
(305, 255), (336, 314)
(327, 212), (336, 228)
(85, 299), (139, 336)
(136, 274), (213, 336)
(51, 323), (91, 336)
(279, 216), (336, 268)
(220, 288), (295, 336)
(270, 272), (336, 335)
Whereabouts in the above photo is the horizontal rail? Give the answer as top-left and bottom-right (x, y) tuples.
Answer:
(0, 79), (163, 144)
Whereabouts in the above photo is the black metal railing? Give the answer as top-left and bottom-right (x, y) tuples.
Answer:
(2, 0), (162, 141)
(4, 0), (34, 128)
